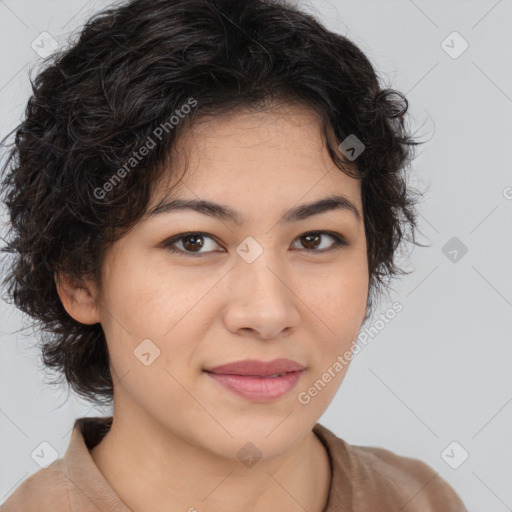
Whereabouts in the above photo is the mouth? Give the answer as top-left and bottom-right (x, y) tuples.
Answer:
(203, 358), (306, 402)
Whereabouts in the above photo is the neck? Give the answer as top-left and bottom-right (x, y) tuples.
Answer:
(90, 409), (331, 512)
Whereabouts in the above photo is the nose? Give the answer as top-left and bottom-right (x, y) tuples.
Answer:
(222, 249), (302, 340)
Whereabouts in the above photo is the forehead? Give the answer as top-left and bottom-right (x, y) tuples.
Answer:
(148, 103), (362, 215)
(176, 103), (332, 168)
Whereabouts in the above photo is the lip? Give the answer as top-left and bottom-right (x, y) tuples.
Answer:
(204, 358), (306, 402)
(205, 358), (306, 376)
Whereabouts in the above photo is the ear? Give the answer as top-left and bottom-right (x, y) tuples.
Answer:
(54, 271), (101, 325)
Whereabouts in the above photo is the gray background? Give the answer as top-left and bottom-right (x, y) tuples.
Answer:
(1, 0), (511, 509)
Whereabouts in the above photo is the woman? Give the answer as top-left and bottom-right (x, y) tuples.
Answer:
(0, 0), (467, 510)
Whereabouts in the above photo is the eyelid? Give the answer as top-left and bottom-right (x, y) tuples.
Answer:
(160, 230), (348, 256)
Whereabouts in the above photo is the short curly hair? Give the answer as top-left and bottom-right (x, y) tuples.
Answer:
(0, 0), (424, 406)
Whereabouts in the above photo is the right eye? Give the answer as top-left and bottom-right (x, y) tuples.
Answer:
(161, 232), (224, 257)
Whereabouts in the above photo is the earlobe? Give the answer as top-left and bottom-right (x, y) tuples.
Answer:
(54, 272), (101, 325)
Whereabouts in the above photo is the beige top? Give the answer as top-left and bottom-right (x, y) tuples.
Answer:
(1, 416), (467, 511)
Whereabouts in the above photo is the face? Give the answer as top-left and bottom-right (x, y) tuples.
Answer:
(83, 103), (369, 460)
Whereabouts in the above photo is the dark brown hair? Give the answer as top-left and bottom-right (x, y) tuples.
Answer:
(0, 0), (424, 406)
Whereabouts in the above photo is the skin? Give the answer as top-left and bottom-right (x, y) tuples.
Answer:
(56, 102), (369, 512)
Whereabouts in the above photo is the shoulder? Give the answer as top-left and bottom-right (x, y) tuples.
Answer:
(1, 459), (71, 511)
(346, 442), (467, 511)
(314, 424), (466, 511)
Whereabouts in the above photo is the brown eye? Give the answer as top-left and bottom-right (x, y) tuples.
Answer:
(293, 231), (348, 252)
(181, 234), (205, 252)
(162, 232), (222, 256)
(162, 230), (348, 257)
(300, 233), (322, 250)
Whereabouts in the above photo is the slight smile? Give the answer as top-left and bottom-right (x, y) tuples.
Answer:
(204, 358), (306, 402)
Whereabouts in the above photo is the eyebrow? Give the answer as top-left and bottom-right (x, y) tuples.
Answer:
(147, 194), (361, 224)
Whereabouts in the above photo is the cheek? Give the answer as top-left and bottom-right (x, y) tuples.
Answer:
(293, 268), (367, 414)
(294, 253), (369, 383)
(99, 261), (217, 384)
(101, 255), (205, 337)
(300, 258), (368, 328)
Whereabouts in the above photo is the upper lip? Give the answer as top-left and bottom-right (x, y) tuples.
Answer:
(204, 358), (306, 376)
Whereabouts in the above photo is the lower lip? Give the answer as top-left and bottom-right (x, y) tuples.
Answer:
(205, 370), (304, 401)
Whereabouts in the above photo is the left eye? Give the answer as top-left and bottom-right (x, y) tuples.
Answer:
(292, 231), (348, 252)
(161, 231), (348, 256)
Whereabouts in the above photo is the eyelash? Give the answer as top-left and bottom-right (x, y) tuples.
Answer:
(161, 231), (348, 257)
